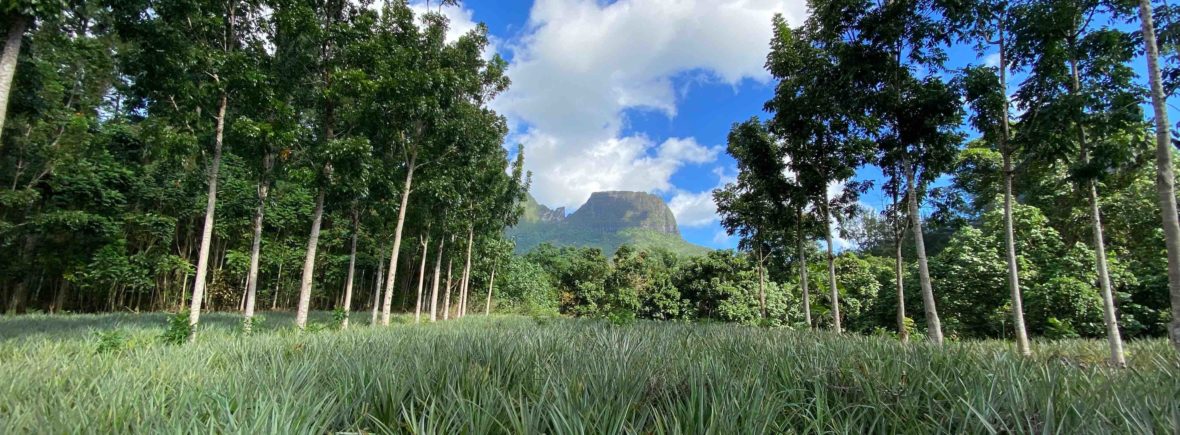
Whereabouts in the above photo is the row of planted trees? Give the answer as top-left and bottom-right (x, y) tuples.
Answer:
(716, 0), (1180, 363)
(0, 1), (529, 336)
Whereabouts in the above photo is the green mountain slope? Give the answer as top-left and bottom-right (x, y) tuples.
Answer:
(508, 191), (710, 256)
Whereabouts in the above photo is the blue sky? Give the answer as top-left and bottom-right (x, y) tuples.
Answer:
(416, 0), (1164, 251)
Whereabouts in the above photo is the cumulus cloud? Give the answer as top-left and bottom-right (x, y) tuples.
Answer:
(669, 190), (718, 227)
(712, 230), (735, 247)
(495, 0), (809, 209)
(668, 166), (736, 228)
(983, 52), (1001, 68)
(408, 1), (498, 58)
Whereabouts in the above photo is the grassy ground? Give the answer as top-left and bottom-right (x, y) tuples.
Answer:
(0, 313), (1177, 434)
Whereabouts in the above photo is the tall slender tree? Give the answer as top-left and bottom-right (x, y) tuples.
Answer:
(1137, 0), (1180, 355)
(1011, 0), (1144, 365)
(765, 18), (875, 332)
(953, 0), (1032, 355)
(0, 1), (61, 148)
(112, 0), (264, 339)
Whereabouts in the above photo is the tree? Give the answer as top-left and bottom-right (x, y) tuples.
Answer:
(953, 0), (1033, 355)
(881, 169), (911, 342)
(358, 5), (506, 325)
(112, 0), (265, 339)
(0, 0), (62, 148)
(1011, 0), (1144, 365)
(714, 119), (781, 320)
(1137, 0), (1180, 355)
(765, 17), (876, 333)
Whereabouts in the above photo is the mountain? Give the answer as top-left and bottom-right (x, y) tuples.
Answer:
(509, 191), (711, 256)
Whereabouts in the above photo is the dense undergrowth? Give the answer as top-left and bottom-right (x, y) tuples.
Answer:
(0, 313), (1177, 433)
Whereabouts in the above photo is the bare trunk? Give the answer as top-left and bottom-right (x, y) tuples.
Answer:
(997, 34), (1031, 356)
(823, 203), (842, 333)
(429, 238), (444, 322)
(295, 188), (326, 329)
(415, 237), (429, 323)
(443, 256), (453, 320)
(459, 226), (474, 318)
(0, 15), (26, 148)
(243, 180), (269, 331)
(371, 249), (385, 325)
(1069, 57), (1125, 366)
(757, 245), (767, 319)
(796, 210), (812, 329)
(906, 162), (943, 345)
(485, 260), (497, 315)
(271, 262), (282, 310)
(382, 157), (416, 325)
(1089, 180), (1126, 366)
(187, 93), (228, 341)
(1139, 0), (1180, 355)
(895, 231), (908, 343)
(341, 207), (359, 329)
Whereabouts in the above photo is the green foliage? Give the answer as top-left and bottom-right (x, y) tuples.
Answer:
(159, 311), (190, 345)
(1, 314), (1177, 433)
(1045, 317), (1081, 340)
(330, 308), (347, 330)
(92, 329), (127, 354)
(0, 1), (526, 319)
(509, 222), (709, 257)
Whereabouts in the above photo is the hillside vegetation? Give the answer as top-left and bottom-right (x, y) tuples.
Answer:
(509, 192), (709, 256)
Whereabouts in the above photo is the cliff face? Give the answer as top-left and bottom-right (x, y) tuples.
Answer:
(507, 191), (705, 256)
(565, 191), (679, 235)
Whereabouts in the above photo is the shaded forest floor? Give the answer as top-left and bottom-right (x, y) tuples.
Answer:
(0, 313), (1177, 433)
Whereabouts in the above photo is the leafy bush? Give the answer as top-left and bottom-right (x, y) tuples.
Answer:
(1045, 317), (1080, 339)
(93, 330), (127, 354)
(159, 311), (191, 345)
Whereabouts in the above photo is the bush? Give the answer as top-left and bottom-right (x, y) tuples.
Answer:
(159, 311), (191, 345)
(93, 330), (127, 354)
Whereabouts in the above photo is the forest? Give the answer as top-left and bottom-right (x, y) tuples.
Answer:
(2, 0), (1180, 432)
(0, 0), (530, 332)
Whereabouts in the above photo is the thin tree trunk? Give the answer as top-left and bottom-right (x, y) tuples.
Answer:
(459, 225), (474, 318)
(894, 229), (907, 343)
(429, 238), (444, 322)
(485, 259), (497, 315)
(796, 210), (812, 329)
(906, 162), (943, 345)
(341, 206), (359, 329)
(187, 92), (228, 341)
(757, 244), (766, 319)
(271, 262), (282, 310)
(0, 14), (26, 148)
(823, 203), (842, 333)
(1139, 0), (1180, 355)
(382, 156), (416, 325)
(415, 237), (429, 323)
(997, 32), (1031, 356)
(295, 188), (326, 329)
(1087, 179), (1125, 366)
(1069, 57), (1125, 366)
(372, 248), (385, 325)
(443, 255), (453, 320)
(243, 179), (269, 332)
(180, 272), (190, 312)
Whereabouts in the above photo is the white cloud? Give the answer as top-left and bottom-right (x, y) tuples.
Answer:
(983, 52), (1001, 68)
(712, 230), (735, 247)
(495, 0), (809, 209)
(409, 1), (479, 43)
(668, 166), (736, 228)
(669, 190), (718, 227)
(408, 1), (499, 59)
